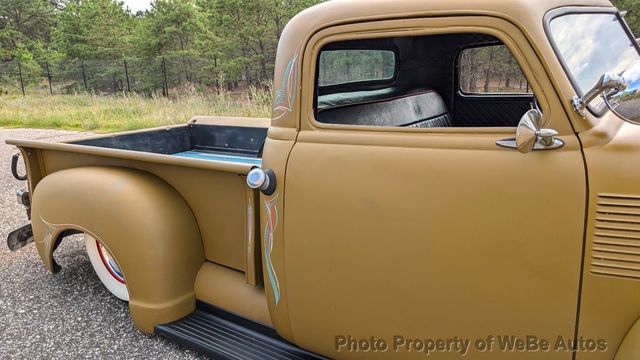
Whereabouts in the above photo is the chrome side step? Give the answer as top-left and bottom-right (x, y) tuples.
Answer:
(156, 302), (325, 360)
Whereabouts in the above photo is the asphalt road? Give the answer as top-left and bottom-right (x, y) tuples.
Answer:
(0, 129), (204, 359)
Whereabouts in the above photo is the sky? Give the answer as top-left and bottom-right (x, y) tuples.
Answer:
(121, 0), (152, 13)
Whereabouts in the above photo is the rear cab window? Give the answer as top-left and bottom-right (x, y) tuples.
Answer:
(318, 50), (397, 87)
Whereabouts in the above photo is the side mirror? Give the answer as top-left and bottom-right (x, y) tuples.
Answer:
(574, 61), (640, 125)
(496, 109), (565, 154)
(604, 62), (640, 125)
(573, 73), (625, 116)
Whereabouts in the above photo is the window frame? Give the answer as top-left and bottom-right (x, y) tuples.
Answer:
(301, 18), (561, 135)
(316, 46), (400, 95)
(455, 41), (534, 98)
(543, 7), (640, 117)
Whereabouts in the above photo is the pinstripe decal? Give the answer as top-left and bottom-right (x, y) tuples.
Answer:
(264, 194), (281, 305)
(272, 52), (299, 121)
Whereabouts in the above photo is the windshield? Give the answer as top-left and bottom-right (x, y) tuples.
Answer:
(549, 12), (640, 98)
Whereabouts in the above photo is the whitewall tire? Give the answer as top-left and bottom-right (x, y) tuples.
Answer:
(85, 234), (130, 301)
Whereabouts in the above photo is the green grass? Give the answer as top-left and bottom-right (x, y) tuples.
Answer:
(0, 89), (272, 133)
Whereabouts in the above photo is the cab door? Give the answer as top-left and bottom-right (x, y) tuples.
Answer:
(283, 17), (586, 359)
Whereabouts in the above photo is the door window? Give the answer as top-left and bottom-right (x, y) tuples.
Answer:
(459, 45), (531, 95)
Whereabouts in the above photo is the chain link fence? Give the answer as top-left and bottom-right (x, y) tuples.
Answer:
(0, 57), (222, 97)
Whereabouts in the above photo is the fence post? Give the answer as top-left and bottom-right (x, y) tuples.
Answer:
(124, 59), (131, 92)
(45, 61), (53, 95)
(81, 60), (88, 91)
(162, 57), (169, 97)
(17, 61), (25, 96)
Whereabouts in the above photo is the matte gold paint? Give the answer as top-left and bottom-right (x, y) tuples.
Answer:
(9, 0), (640, 358)
(30, 167), (204, 332)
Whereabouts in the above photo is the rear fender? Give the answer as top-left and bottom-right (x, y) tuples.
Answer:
(31, 166), (204, 333)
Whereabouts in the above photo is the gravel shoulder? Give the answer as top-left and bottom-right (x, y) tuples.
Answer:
(0, 129), (203, 359)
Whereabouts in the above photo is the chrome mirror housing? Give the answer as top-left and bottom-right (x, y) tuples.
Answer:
(573, 72), (625, 116)
(573, 61), (640, 125)
(604, 61), (640, 125)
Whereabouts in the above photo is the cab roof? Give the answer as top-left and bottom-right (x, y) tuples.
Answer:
(291, 0), (613, 30)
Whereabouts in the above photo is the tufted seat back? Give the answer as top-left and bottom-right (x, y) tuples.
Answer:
(317, 90), (453, 128)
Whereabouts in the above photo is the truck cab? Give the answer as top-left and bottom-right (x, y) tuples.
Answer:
(7, 0), (640, 358)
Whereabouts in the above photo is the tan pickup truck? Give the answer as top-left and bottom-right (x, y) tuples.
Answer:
(7, 0), (640, 358)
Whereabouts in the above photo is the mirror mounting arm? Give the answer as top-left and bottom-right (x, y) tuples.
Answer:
(572, 96), (588, 117)
(572, 72), (625, 117)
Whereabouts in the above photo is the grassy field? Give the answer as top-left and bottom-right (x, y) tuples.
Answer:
(0, 90), (272, 133)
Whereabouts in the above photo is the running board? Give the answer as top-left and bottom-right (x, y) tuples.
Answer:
(156, 302), (326, 360)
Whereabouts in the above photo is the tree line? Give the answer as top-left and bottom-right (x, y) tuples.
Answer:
(0, 0), (322, 93)
(1, 0), (638, 95)
(615, 0), (640, 35)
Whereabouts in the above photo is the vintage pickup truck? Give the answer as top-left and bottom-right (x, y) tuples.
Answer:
(7, 0), (640, 358)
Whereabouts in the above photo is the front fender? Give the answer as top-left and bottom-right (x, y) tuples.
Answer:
(31, 166), (204, 333)
(617, 317), (640, 359)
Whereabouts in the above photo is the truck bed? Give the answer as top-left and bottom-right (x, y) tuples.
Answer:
(6, 117), (270, 284)
(72, 123), (267, 167)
